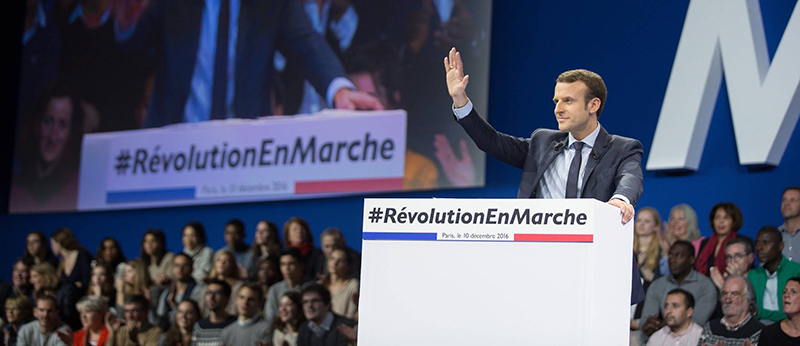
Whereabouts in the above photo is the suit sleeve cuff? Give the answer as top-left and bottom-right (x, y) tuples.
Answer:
(327, 77), (357, 108)
(452, 99), (473, 119)
(611, 194), (631, 205)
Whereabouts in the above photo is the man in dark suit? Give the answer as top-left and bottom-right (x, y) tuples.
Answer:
(113, 0), (382, 127)
(443, 48), (645, 304)
(297, 284), (355, 346)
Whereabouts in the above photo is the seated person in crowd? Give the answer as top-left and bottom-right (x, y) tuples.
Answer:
(24, 232), (58, 270)
(220, 283), (271, 345)
(779, 186), (800, 263)
(297, 284), (355, 346)
(207, 250), (244, 316)
(710, 236), (755, 290)
(16, 296), (72, 346)
(192, 280), (236, 346)
(646, 289), (703, 346)
(181, 222), (214, 283)
(51, 228), (94, 292)
(87, 264), (117, 315)
(30, 263), (81, 331)
(107, 295), (162, 346)
(3, 296), (34, 346)
(284, 218), (325, 279)
(320, 247), (358, 320)
(658, 204), (703, 276)
(141, 229), (174, 288)
(320, 228), (361, 279)
(73, 296), (110, 346)
(272, 292), (305, 346)
(1, 258), (34, 321)
(698, 275), (764, 345)
(748, 226), (800, 323)
(639, 241), (717, 337)
(95, 238), (127, 281)
(696, 202), (743, 276)
(221, 219), (255, 278)
(158, 300), (200, 346)
(255, 256), (282, 298)
(758, 277), (800, 344)
(115, 259), (154, 321)
(265, 249), (314, 326)
(155, 253), (206, 330)
(252, 220), (283, 262)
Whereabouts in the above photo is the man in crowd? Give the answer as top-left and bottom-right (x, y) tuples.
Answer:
(710, 236), (756, 290)
(698, 276), (764, 345)
(640, 241), (717, 338)
(0, 258), (33, 321)
(107, 295), (162, 346)
(297, 284), (355, 346)
(264, 248), (313, 325)
(220, 283), (271, 345)
(780, 186), (800, 263)
(193, 279), (236, 346)
(747, 226), (800, 323)
(16, 296), (71, 346)
(320, 227), (361, 278)
(646, 289), (703, 346)
(222, 219), (255, 277)
(156, 253), (206, 329)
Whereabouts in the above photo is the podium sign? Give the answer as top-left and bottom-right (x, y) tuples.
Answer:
(359, 198), (632, 345)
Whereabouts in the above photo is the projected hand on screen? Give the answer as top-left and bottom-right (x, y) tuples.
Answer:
(434, 134), (476, 187)
(333, 88), (385, 111)
(113, 0), (149, 30)
(444, 47), (469, 108)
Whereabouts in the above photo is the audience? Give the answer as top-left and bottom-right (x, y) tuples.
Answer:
(0, 258), (34, 321)
(51, 228), (93, 291)
(157, 300), (200, 346)
(140, 229), (174, 288)
(639, 241), (717, 338)
(95, 238), (127, 281)
(780, 187), (800, 264)
(3, 296), (34, 346)
(758, 277), (800, 344)
(221, 219), (255, 278)
(72, 296), (109, 346)
(659, 204), (702, 275)
(106, 295), (162, 346)
(16, 296), (72, 346)
(297, 284), (355, 346)
(265, 249), (314, 327)
(220, 283), (271, 345)
(86, 264), (116, 316)
(115, 259), (153, 317)
(710, 236), (756, 290)
(192, 280), (235, 346)
(30, 263), (81, 331)
(24, 231), (59, 269)
(319, 247), (359, 319)
(646, 289), (702, 346)
(207, 250), (243, 316)
(696, 202), (743, 276)
(320, 228), (361, 279)
(284, 218), (326, 279)
(252, 220), (283, 279)
(698, 275), (764, 345)
(272, 292), (305, 346)
(255, 256), (282, 299)
(181, 222), (214, 283)
(155, 254), (205, 330)
(748, 226), (800, 323)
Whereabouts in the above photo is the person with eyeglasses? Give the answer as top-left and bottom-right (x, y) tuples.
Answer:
(698, 275), (764, 345)
(192, 280), (235, 346)
(297, 284), (354, 346)
(709, 236), (756, 290)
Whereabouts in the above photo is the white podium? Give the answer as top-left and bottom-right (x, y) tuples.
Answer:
(358, 198), (632, 345)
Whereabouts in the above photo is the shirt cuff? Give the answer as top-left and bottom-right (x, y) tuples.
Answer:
(452, 99), (473, 119)
(611, 194), (630, 205)
(327, 77), (357, 108)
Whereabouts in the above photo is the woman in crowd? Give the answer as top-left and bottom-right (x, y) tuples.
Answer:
(158, 299), (200, 346)
(51, 227), (94, 291)
(272, 292), (305, 346)
(251, 220), (282, 279)
(630, 207), (664, 339)
(72, 295), (110, 346)
(207, 250), (243, 315)
(2, 296), (33, 346)
(758, 277), (800, 344)
(116, 259), (153, 309)
(255, 256), (282, 298)
(87, 264), (116, 314)
(320, 247), (359, 319)
(181, 222), (214, 283)
(283, 217), (325, 278)
(658, 204), (703, 275)
(29, 262), (81, 330)
(141, 229), (174, 287)
(23, 231), (58, 269)
(95, 237), (126, 280)
(695, 202), (743, 275)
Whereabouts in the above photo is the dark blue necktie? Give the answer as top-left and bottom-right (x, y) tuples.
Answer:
(565, 141), (584, 198)
(211, 0), (230, 120)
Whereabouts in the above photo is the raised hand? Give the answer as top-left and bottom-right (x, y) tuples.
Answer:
(444, 47), (469, 108)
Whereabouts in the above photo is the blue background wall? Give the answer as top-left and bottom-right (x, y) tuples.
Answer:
(1, 0), (798, 280)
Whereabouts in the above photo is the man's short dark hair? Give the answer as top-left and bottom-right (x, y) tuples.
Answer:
(556, 69), (607, 118)
(206, 279), (232, 297)
(15, 256), (34, 268)
(784, 186), (800, 195)
(239, 282), (264, 303)
(757, 226), (782, 242)
(226, 219), (245, 236)
(301, 283), (332, 306)
(173, 253), (193, 266)
(280, 248), (305, 264)
(125, 294), (150, 311)
(671, 240), (695, 258)
(35, 295), (58, 309)
(725, 236), (754, 255)
(666, 288), (695, 309)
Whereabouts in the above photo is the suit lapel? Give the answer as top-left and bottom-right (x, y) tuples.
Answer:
(581, 125), (611, 190)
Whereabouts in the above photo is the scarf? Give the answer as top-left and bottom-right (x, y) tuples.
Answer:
(695, 232), (737, 275)
(291, 242), (313, 257)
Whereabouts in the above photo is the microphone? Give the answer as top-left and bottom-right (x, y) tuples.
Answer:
(591, 150), (599, 160)
(554, 142), (564, 152)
